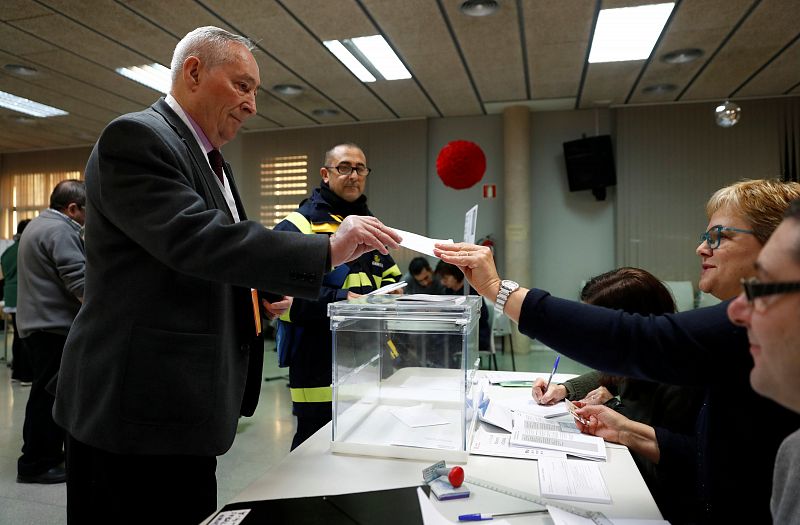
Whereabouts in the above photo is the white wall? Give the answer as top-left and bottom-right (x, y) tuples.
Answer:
(426, 110), (616, 298)
(530, 109), (615, 299)
(426, 115), (505, 253)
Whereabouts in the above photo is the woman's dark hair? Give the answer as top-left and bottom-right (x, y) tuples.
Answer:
(581, 267), (676, 317)
(581, 267), (676, 388)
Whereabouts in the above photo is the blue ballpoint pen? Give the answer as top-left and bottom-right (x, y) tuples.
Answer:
(458, 510), (548, 521)
(539, 355), (561, 404)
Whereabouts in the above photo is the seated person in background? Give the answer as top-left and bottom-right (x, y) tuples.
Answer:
(435, 261), (490, 354)
(404, 256), (446, 295)
(534, 267), (704, 524)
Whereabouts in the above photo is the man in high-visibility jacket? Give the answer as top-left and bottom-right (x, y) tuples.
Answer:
(267, 143), (402, 450)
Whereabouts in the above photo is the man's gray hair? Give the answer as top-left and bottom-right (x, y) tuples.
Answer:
(170, 26), (255, 85)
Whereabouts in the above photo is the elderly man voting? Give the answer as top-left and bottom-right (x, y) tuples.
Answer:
(53, 26), (399, 525)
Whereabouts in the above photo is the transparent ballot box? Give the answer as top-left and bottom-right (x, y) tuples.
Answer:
(328, 295), (482, 463)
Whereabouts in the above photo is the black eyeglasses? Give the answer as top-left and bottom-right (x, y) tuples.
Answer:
(700, 225), (755, 249)
(740, 277), (800, 312)
(324, 164), (371, 177)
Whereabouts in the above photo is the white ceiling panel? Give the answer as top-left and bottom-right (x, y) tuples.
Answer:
(0, 0), (796, 152)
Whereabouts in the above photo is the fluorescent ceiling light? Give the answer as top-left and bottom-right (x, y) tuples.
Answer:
(323, 35), (411, 82)
(350, 36), (411, 81)
(589, 3), (675, 63)
(115, 63), (171, 93)
(0, 90), (68, 117)
(323, 40), (376, 82)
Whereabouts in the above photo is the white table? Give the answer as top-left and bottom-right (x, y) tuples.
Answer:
(213, 370), (663, 524)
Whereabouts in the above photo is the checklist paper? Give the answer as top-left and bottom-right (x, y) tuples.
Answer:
(538, 458), (611, 504)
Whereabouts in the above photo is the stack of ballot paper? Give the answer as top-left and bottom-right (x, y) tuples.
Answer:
(510, 412), (607, 461)
(470, 397), (606, 461)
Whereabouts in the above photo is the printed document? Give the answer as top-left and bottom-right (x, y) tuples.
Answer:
(510, 413), (607, 461)
(538, 458), (611, 504)
(470, 427), (566, 460)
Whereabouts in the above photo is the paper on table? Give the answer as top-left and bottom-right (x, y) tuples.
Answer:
(478, 400), (514, 432)
(486, 371), (539, 384)
(546, 505), (595, 525)
(208, 509), (251, 525)
(547, 506), (670, 525)
(416, 487), (513, 525)
(401, 375), (460, 391)
(538, 458), (611, 504)
(611, 518), (669, 525)
(470, 427), (567, 460)
(495, 397), (570, 419)
(511, 413), (607, 461)
(391, 404), (449, 428)
(388, 425), (461, 450)
(391, 227), (453, 257)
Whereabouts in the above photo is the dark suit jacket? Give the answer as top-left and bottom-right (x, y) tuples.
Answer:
(54, 98), (329, 456)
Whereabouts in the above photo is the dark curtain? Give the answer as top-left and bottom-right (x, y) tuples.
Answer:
(781, 98), (800, 182)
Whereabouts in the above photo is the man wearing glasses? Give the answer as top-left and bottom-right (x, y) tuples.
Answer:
(728, 199), (800, 523)
(266, 143), (402, 450)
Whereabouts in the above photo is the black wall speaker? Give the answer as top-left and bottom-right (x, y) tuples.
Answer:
(563, 135), (616, 201)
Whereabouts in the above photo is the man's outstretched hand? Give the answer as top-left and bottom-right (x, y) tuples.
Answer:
(330, 216), (401, 266)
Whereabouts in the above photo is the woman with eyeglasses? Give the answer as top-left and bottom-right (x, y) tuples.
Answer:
(433, 179), (800, 525)
(697, 179), (800, 300)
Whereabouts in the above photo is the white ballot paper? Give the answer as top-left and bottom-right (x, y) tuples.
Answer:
(391, 404), (449, 428)
(495, 397), (570, 419)
(396, 294), (466, 304)
(547, 506), (670, 525)
(368, 281), (407, 295)
(538, 458), (611, 504)
(401, 375), (460, 391)
(478, 399), (514, 432)
(390, 227), (453, 257)
(510, 413), (607, 461)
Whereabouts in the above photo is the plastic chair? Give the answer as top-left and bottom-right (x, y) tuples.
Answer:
(492, 308), (516, 371)
(663, 281), (694, 312)
(697, 291), (721, 309)
(481, 297), (498, 370)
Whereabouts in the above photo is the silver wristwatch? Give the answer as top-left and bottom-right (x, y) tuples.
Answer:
(494, 279), (520, 317)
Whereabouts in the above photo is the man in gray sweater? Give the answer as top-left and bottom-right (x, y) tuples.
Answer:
(16, 179), (86, 484)
(727, 199), (800, 523)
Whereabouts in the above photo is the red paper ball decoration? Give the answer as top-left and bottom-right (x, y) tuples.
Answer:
(436, 140), (486, 190)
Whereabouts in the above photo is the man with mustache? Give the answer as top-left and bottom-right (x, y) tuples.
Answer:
(266, 143), (402, 450)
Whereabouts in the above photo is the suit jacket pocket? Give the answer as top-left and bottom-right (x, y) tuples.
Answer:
(121, 326), (217, 426)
